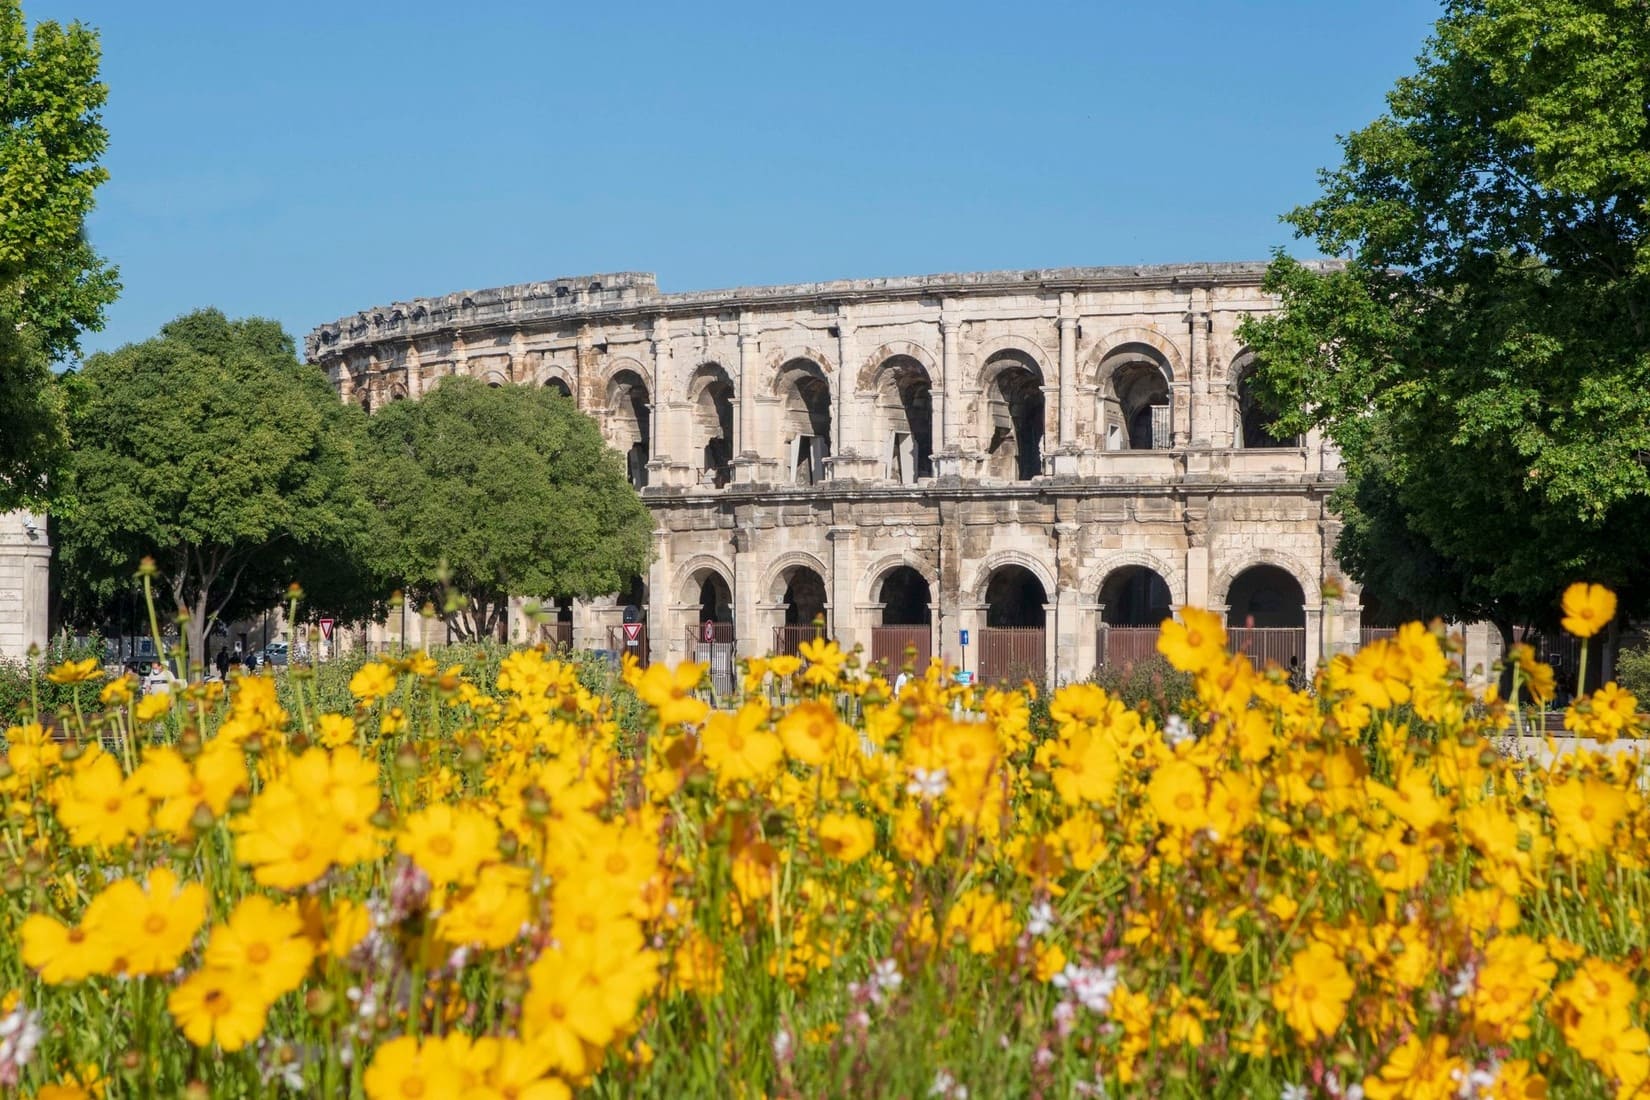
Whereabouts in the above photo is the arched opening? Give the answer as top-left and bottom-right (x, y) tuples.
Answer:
(606, 369), (651, 489)
(697, 573), (733, 625)
(1099, 347), (1172, 450)
(1098, 566), (1172, 626)
(1096, 565), (1173, 669)
(544, 596), (574, 649)
(985, 565), (1047, 628)
(983, 352), (1045, 481)
(980, 564), (1048, 684)
(1233, 355), (1298, 448)
(545, 377), (573, 400)
(689, 364), (736, 488)
(874, 357), (933, 483)
(776, 359), (832, 484)
(872, 565), (933, 673)
(774, 565), (828, 655)
(1226, 564), (1307, 671)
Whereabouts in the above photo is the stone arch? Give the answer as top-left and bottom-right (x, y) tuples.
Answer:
(773, 357), (832, 484)
(764, 345), (836, 378)
(674, 556), (735, 612)
(540, 364), (575, 398)
(866, 354), (934, 483)
(1094, 341), (1174, 450)
(686, 362), (736, 484)
(1228, 349), (1300, 449)
(967, 549), (1057, 607)
(979, 349), (1046, 481)
(478, 367), (509, 388)
(759, 550), (832, 606)
(1080, 550), (1186, 610)
(1083, 326), (1185, 385)
(855, 340), (940, 393)
(606, 366), (651, 488)
(1095, 564), (1175, 627)
(387, 383), (409, 402)
(863, 551), (940, 608)
(972, 333), (1054, 381)
(1213, 551), (1320, 615)
(600, 356), (652, 396)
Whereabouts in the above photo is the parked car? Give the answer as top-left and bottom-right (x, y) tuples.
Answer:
(259, 641), (290, 667)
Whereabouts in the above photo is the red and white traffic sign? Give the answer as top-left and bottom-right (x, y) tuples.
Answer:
(319, 618), (336, 642)
(701, 620), (715, 643)
(622, 622), (643, 646)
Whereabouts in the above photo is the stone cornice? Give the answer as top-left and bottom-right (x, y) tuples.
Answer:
(305, 261), (1344, 364)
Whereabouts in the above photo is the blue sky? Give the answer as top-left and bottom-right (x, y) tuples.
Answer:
(30, 0), (1442, 359)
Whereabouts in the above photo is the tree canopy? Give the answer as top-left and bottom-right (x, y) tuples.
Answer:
(1239, 0), (1650, 638)
(362, 377), (654, 641)
(0, 0), (120, 509)
(55, 309), (380, 666)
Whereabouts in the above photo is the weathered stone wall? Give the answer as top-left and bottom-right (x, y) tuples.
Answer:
(0, 511), (50, 662)
(312, 264), (1362, 681)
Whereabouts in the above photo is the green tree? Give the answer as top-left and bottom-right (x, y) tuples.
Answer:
(0, 1), (120, 509)
(1239, 0), (1650, 647)
(55, 310), (382, 669)
(362, 376), (653, 641)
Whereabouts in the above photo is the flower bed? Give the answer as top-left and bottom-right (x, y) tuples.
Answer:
(0, 587), (1644, 1098)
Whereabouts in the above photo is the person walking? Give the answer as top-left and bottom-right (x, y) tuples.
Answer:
(215, 646), (230, 681)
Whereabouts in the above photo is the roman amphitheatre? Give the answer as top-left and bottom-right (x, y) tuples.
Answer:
(308, 261), (1486, 689)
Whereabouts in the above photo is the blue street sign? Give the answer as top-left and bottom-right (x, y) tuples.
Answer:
(959, 629), (970, 647)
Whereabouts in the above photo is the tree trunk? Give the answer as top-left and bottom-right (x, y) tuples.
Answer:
(186, 594), (210, 682)
(1494, 618), (1515, 699)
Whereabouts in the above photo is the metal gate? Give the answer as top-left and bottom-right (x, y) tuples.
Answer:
(687, 625), (736, 701)
(773, 624), (824, 656)
(1228, 627), (1306, 671)
(978, 626), (1045, 686)
(871, 626), (932, 676)
(542, 622), (573, 650)
(1096, 625), (1161, 669)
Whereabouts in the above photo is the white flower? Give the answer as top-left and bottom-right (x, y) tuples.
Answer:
(772, 1027), (794, 1063)
(907, 767), (949, 801)
(1164, 714), (1195, 746)
(1027, 900), (1056, 937)
(872, 958), (903, 996)
(1051, 962), (1119, 1014)
(930, 1069), (969, 1098)
(1448, 962), (1477, 999)
(1452, 1062), (1498, 1099)
(1281, 1085), (1309, 1100)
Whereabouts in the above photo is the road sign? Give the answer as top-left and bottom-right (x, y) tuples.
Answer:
(319, 618), (335, 642)
(623, 622), (643, 646)
(954, 670), (975, 685)
(959, 629), (970, 647)
(702, 620), (715, 644)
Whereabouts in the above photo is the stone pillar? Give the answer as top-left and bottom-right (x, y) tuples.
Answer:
(827, 523), (856, 651)
(732, 528), (760, 661)
(939, 304), (961, 454)
(1058, 293), (1078, 446)
(1305, 605), (1323, 671)
(647, 526), (671, 666)
(1054, 520), (1083, 684)
(1186, 546), (1210, 609)
(651, 314), (674, 464)
(738, 318), (758, 457)
(834, 305), (854, 464)
(0, 511), (50, 662)
(936, 498), (964, 668)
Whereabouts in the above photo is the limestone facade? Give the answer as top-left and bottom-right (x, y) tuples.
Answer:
(308, 263), (1367, 683)
(0, 511), (50, 662)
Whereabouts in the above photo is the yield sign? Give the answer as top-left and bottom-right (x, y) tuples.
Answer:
(319, 618), (336, 642)
(622, 622), (643, 644)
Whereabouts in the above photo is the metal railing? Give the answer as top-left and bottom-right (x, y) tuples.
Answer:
(773, 624), (825, 656)
(1228, 627), (1307, 670)
(978, 626), (1046, 686)
(871, 626), (932, 674)
(1096, 625), (1162, 668)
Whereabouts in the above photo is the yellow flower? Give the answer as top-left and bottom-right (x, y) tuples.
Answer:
(1362, 1034), (1465, 1100)
(1148, 759), (1209, 832)
(1270, 940), (1354, 1042)
(84, 866), (208, 976)
(699, 702), (782, 786)
(816, 812), (875, 862)
(776, 700), (840, 766)
(1157, 607), (1227, 674)
(46, 657), (102, 685)
(134, 691), (173, 722)
(348, 660), (398, 704)
(397, 802), (499, 888)
(53, 751), (149, 850)
(167, 966), (270, 1051)
(362, 1035), (464, 1100)
(439, 864), (532, 949)
(1546, 775), (1629, 856)
(98, 674), (135, 706)
(1560, 582), (1617, 639)
(797, 636), (846, 688)
(20, 914), (113, 984)
(233, 784), (343, 890)
(629, 662), (709, 727)
(315, 713), (356, 748)
(204, 895), (313, 1002)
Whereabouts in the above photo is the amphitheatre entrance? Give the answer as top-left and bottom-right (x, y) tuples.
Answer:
(1226, 564), (1307, 670)
(871, 566), (933, 674)
(1096, 565), (1173, 669)
(979, 565), (1047, 685)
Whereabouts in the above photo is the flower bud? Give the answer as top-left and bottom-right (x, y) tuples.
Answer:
(227, 788), (253, 814)
(305, 988), (335, 1017)
(394, 746), (421, 777)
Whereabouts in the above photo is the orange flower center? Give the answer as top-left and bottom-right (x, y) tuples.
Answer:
(290, 843), (313, 862)
(104, 797), (123, 813)
(401, 1078), (426, 1098)
(203, 988), (231, 1016)
(1298, 983), (1317, 1003)
(726, 733), (746, 751)
(247, 943), (271, 965)
(144, 914), (167, 935)
(1175, 792), (1196, 812)
(428, 836), (455, 857)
